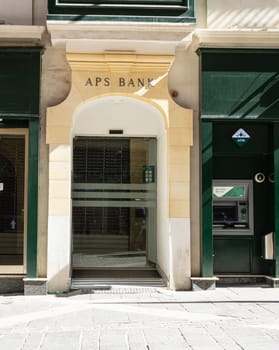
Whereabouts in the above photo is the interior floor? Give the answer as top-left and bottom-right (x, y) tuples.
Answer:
(71, 268), (166, 288)
(72, 251), (152, 268)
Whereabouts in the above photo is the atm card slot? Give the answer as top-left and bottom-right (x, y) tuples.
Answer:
(232, 223), (248, 228)
(213, 222), (248, 229)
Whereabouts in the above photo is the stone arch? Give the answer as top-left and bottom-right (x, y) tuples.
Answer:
(72, 93), (169, 279)
(72, 93), (168, 137)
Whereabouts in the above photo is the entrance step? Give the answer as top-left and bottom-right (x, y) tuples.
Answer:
(0, 275), (24, 294)
(217, 276), (268, 287)
(71, 269), (166, 290)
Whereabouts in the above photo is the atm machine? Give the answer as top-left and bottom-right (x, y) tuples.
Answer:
(212, 180), (254, 273)
(213, 180), (253, 236)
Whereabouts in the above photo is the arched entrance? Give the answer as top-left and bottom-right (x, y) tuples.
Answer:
(71, 95), (167, 281)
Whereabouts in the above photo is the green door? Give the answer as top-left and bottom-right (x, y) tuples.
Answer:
(213, 123), (274, 275)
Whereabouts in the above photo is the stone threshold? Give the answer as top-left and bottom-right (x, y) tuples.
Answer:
(217, 275), (279, 288)
(23, 278), (48, 296)
(190, 277), (219, 291)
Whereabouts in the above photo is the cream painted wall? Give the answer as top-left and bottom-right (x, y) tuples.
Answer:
(207, 0), (279, 29)
(195, 0), (207, 28)
(46, 52), (193, 291)
(47, 144), (72, 292)
(0, 0), (32, 24)
(38, 41), (71, 279)
(0, 0), (47, 25)
(168, 44), (200, 276)
(33, 0), (48, 25)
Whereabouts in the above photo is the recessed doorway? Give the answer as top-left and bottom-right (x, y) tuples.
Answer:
(72, 137), (157, 271)
(0, 130), (28, 273)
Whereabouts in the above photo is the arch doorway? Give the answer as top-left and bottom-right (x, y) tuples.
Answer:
(71, 95), (167, 281)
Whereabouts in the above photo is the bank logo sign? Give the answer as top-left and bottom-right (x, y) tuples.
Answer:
(213, 185), (245, 198)
(232, 128), (250, 147)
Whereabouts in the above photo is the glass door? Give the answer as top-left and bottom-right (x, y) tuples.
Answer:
(72, 137), (157, 269)
(0, 131), (27, 273)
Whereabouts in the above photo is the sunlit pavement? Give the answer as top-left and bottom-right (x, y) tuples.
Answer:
(0, 286), (279, 349)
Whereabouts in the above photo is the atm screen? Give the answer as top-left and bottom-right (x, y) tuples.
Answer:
(213, 205), (237, 223)
(212, 180), (253, 234)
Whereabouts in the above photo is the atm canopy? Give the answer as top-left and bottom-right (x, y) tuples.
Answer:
(200, 48), (279, 120)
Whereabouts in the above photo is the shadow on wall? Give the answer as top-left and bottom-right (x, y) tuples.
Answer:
(208, 2), (279, 28)
(48, 264), (71, 294)
(43, 47), (72, 108)
(0, 277), (24, 295)
(229, 73), (279, 119)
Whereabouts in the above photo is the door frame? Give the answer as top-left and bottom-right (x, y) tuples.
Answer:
(0, 128), (29, 274)
(71, 135), (158, 270)
(273, 124), (279, 277)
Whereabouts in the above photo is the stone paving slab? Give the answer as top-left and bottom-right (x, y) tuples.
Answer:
(0, 287), (279, 349)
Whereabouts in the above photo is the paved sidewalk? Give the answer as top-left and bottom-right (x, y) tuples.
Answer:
(0, 285), (279, 349)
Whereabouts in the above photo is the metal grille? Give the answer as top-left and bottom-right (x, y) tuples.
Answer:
(72, 137), (130, 238)
(0, 135), (25, 264)
(73, 137), (130, 184)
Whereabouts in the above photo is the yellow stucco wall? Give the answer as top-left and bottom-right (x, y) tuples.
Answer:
(46, 52), (193, 218)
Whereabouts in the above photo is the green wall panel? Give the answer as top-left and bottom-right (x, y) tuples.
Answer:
(26, 120), (39, 277)
(200, 48), (279, 276)
(0, 48), (42, 118)
(200, 49), (279, 120)
(211, 123), (275, 275)
(274, 124), (279, 277)
(214, 237), (252, 274)
(201, 121), (214, 276)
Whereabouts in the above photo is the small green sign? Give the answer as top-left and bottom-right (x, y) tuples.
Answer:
(142, 166), (155, 183)
(232, 128), (250, 147)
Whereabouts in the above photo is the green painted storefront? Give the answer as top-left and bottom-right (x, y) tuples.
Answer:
(200, 49), (279, 279)
(0, 47), (42, 278)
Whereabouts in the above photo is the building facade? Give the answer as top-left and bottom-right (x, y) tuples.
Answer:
(169, 2), (279, 289)
(45, 0), (196, 292)
(0, 1), (279, 294)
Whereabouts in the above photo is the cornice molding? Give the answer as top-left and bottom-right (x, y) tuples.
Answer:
(47, 22), (193, 43)
(193, 29), (279, 49)
(0, 26), (48, 45)
(66, 52), (174, 72)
